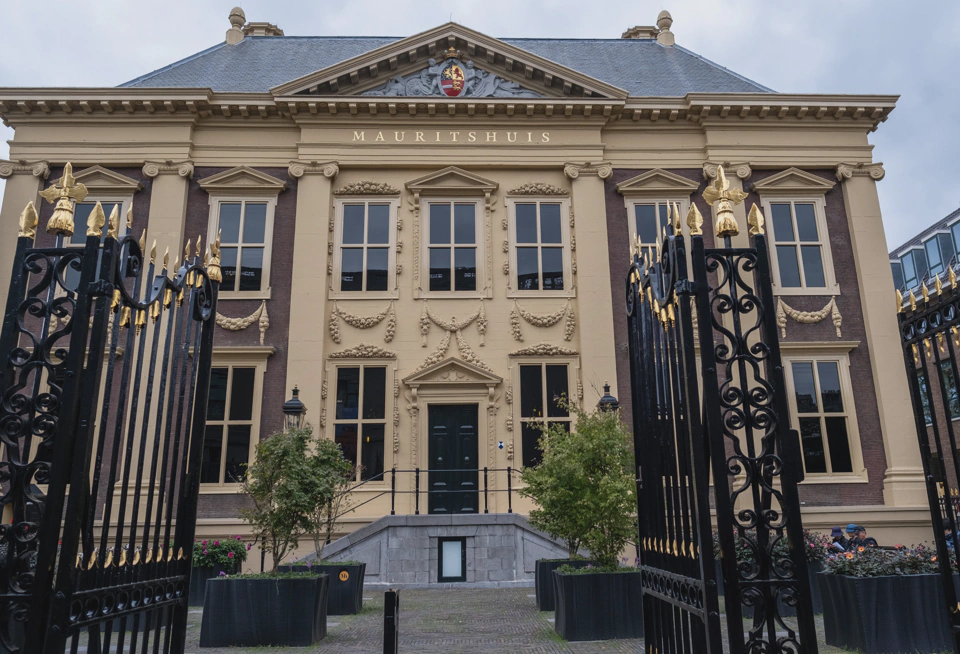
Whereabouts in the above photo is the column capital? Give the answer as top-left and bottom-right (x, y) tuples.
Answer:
(142, 160), (194, 179)
(564, 161), (612, 180)
(835, 161), (885, 183)
(288, 160), (339, 179)
(0, 160), (49, 180)
(703, 161), (752, 182)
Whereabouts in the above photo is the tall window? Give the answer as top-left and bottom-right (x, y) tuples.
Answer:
(428, 202), (477, 292)
(633, 203), (670, 246)
(514, 202), (567, 292)
(924, 233), (954, 278)
(202, 366), (257, 484)
(216, 200), (271, 293)
(518, 363), (571, 468)
(333, 366), (386, 481)
(65, 201), (125, 291)
(890, 261), (904, 290)
(770, 202), (826, 289)
(788, 359), (854, 475)
(340, 203), (391, 292)
(900, 249), (926, 290)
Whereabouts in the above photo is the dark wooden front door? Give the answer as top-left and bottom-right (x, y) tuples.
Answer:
(428, 404), (479, 514)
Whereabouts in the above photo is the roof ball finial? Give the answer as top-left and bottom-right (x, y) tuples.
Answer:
(657, 10), (675, 46)
(227, 7), (246, 44)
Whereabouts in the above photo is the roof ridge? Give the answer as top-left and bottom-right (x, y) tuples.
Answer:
(890, 207), (960, 256)
(119, 41), (228, 88)
(672, 44), (774, 93)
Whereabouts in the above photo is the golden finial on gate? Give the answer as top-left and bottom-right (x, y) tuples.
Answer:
(39, 162), (89, 237)
(921, 282), (930, 303)
(685, 203), (704, 236)
(746, 203), (765, 236)
(909, 290), (917, 312)
(149, 240), (157, 265)
(896, 289), (903, 314)
(119, 306), (131, 329)
(671, 202), (681, 235)
(951, 266), (958, 290)
(106, 204), (120, 239)
(196, 234), (202, 259)
(18, 201), (39, 239)
(207, 230), (223, 283)
(184, 239), (191, 263)
(138, 229), (146, 251)
(86, 201), (106, 238)
(702, 165), (748, 238)
(162, 247), (170, 270)
(126, 203), (134, 230)
(104, 548), (114, 569)
(936, 274), (943, 296)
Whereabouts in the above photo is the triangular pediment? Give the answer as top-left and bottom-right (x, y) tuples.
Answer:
(198, 166), (287, 195)
(616, 169), (700, 198)
(406, 167), (498, 195)
(271, 23), (626, 100)
(73, 165), (143, 194)
(403, 357), (502, 387)
(750, 167), (836, 196)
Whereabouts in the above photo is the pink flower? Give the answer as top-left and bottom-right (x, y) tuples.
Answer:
(202, 540), (207, 546)
(237, 536), (242, 541)
(227, 552), (234, 558)
(213, 540), (219, 546)
(246, 543), (252, 551)
(203, 549), (208, 555)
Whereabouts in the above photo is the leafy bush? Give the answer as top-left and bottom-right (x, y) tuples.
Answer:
(822, 544), (949, 577)
(307, 438), (355, 559)
(712, 528), (831, 564)
(193, 535), (250, 568)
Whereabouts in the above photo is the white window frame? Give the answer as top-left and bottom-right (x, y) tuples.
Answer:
(505, 197), (574, 299)
(65, 196), (133, 247)
(206, 196), (277, 300)
(761, 196), (840, 297)
(419, 197), (487, 299)
(331, 198), (400, 300)
(509, 357), (578, 469)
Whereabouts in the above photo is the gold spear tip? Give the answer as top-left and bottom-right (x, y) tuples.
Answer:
(18, 201), (39, 239)
(936, 274), (943, 296)
(150, 240), (157, 264)
(921, 282), (930, 302)
(909, 290), (917, 311)
(184, 239), (191, 262)
(163, 246), (170, 269)
(138, 229), (146, 250)
(196, 234), (202, 258)
(106, 204), (120, 239)
(951, 266), (958, 289)
(126, 203), (133, 229)
(896, 289), (903, 314)
(672, 202), (682, 235)
(86, 201), (106, 238)
(747, 203), (765, 236)
(685, 203), (704, 236)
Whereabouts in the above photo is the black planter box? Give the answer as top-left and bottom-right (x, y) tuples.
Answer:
(199, 574), (328, 647)
(553, 570), (644, 641)
(717, 560), (824, 615)
(820, 573), (954, 654)
(280, 563), (367, 615)
(535, 560), (595, 612)
(189, 563), (239, 607)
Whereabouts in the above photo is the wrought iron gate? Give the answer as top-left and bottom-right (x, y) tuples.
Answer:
(0, 164), (220, 653)
(626, 166), (818, 653)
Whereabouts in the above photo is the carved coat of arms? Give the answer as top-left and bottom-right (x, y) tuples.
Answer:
(440, 62), (466, 97)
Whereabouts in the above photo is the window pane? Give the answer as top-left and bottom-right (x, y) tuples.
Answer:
(519, 365), (544, 418)
(342, 205), (365, 244)
(243, 203), (267, 244)
(201, 425), (223, 483)
(800, 246), (826, 287)
(219, 203), (242, 243)
(238, 247), (264, 291)
(770, 204), (794, 242)
(516, 204), (537, 243)
(926, 239), (943, 275)
(635, 205), (658, 244)
(824, 417), (853, 473)
(229, 368), (256, 420)
(362, 367), (386, 420)
(340, 248), (363, 292)
(794, 204), (819, 242)
(207, 368), (228, 420)
(816, 362), (843, 413)
(361, 424), (385, 480)
(540, 204), (562, 244)
(335, 424), (358, 467)
(336, 367), (360, 420)
(902, 253), (917, 287)
(953, 223), (960, 256)
(545, 365), (569, 417)
(220, 247), (238, 292)
(777, 245), (802, 287)
(913, 249), (928, 280)
(429, 248), (451, 291)
(454, 204), (475, 244)
(517, 247), (540, 290)
(658, 204), (670, 235)
(367, 205), (390, 244)
(799, 417), (827, 473)
(541, 248), (564, 291)
(521, 423), (543, 468)
(429, 204), (451, 245)
(366, 248), (389, 291)
(940, 361), (960, 419)
(225, 425), (251, 482)
(792, 362), (818, 413)
(71, 204), (95, 245)
(891, 262), (904, 290)
(454, 248), (476, 291)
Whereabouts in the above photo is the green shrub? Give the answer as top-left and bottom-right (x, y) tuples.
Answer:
(711, 528), (832, 565)
(822, 544), (948, 577)
(193, 535), (249, 568)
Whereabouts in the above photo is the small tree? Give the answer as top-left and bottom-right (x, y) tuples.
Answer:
(307, 438), (354, 559)
(520, 399), (635, 568)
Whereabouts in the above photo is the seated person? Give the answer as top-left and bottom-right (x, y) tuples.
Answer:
(853, 526), (878, 549)
(830, 526), (848, 551)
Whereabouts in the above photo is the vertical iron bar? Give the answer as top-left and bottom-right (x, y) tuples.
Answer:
(415, 467), (420, 515)
(483, 467), (489, 514)
(507, 466), (513, 514)
(390, 468), (396, 516)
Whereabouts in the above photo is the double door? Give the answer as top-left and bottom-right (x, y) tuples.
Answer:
(427, 404), (479, 514)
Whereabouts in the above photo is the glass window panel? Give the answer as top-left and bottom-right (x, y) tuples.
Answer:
(545, 365), (569, 417)
(799, 417), (827, 473)
(770, 204), (794, 242)
(454, 204), (475, 244)
(362, 367), (386, 420)
(340, 248), (363, 292)
(516, 204), (538, 243)
(635, 205), (658, 244)
(939, 233), (954, 268)
(365, 248), (389, 291)
(229, 368), (256, 421)
(926, 239), (943, 275)
(824, 418), (853, 473)
(952, 223), (960, 256)
(517, 247), (540, 290)
(335, 424), (358, 467)
(891, 262), (904, 290)
(70, 204), (95, 245)
(521, 423), (543, 468)
(342, 205), (365, 244)
(207, 368), (228, 421)
(658, 204), (670, 235)
(816, 362), (843, 413)
(220, 247), (238, 292)
(792, 362), (818, 413)
(913, 249), (928, 280)
(794, 204), (819, 242)
(238, 247), (264, 291)
(519, 365), (544, 418)
(219, 203), (242, 243)
(367, 205), (390, 244)
(454, 248), (476, 291)
(361, 424), (385, 480)
(336, 367), (360, 420)
(225, 425), (251, 482)
(430, 204), (451, 244)
(800, 246), (826, 287)
(243, 203), (267, 243)
(540, 204), (562, 244)
(429, 248), (451, 291)
(201, 425), (224, 483)
(902, 253), (917, 287)
(541, 248), (564, 291)
(940, 361), (960, 419)
(777, 246), (802, 287)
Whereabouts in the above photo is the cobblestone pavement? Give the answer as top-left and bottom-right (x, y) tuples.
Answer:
(183, 586), (858, 653)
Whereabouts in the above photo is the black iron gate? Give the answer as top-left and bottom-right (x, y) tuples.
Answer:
(0, 164), (220, 653)
(626, 167), (818, 653)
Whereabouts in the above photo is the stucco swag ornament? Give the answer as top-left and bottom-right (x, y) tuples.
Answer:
(333, 181), (400, 195)
(417, 300), (490, 371)
(510, 301), (575, 342)
(507, 182), (569, 196)
(776, 297), (842, 339)
(329, 301), (396, 344)
(216, 300), (270, 345)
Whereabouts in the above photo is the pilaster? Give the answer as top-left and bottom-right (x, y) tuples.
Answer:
(0, 160), (49, 302)
(142, 160), (194, 257)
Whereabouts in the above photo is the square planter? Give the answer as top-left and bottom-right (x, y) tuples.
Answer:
(553, 569), (644, 641)
(188, 563), (239, 607)
(280, 563), (367, 615)
(820, 573), (955, 654)
(535, 559), (595, 612)
(199, 574), (328, 647)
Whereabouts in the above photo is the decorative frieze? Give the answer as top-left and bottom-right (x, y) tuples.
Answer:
(215, 301), (269, 345)
(835, 162), (885, 182)
(507, 182), (569, 196)
(287, 160), (339, 179)
(328, 343), (397, 359)
(333, 181), (400, 195)
(0, 160), (49, 179)
(509, 343), (579, 357)
(142, 160), (194, 179)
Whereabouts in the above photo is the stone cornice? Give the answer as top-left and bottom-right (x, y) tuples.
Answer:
(835, 161), (885, 182)
(287, 161), (339, 179)
(0, 160), (49, 179)
(703, 162), (752, 181)
(564, 162), (612, 180)
(142, 160), (194, 179)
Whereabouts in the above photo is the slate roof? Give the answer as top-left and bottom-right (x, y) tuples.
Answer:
(120, 36), (774, 96)
(890, 207), (960, 257)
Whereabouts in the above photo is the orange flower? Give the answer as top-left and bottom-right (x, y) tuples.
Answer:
(858, 546), (865, 552)
(845, 552), (854, 559)
(932, 556), (938, 562)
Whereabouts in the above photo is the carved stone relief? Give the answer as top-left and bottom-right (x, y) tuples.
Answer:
(509, 343), (579, 357)
(510, 301), (575, 342)
(333, 181), (400, 195)
(328, 343), (397, 359)
(416, 300), (491, 371)
(329, 301), (396, 344)
(363, 57), (541, 98)
(216, 301), (270, 345)
(507, 182), (569, 196)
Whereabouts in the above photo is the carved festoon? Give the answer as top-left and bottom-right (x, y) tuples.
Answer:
(509, 343), (579, 357)
(328, 344), (397, 359)
(333, 181), (401, 195)
(508, 182), (570, 196)
(216, 300), (270, 345)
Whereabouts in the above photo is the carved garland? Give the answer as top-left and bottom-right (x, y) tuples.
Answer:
(509, 343), (579, 357)
(329, 301), (396, 344)
(333, 181), (401, 195)
(216, 301), (270, 345)
(510, 301), (575, 341)
(508, 182), (569, 196)
(393, 378), (401, 454)
(416, 300), (491, 371)
(776, 297), (842, 339)
(328, 343), (397, 359)
(505, 383), (514, 460)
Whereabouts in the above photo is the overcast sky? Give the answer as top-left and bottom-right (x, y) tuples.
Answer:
(1, 0), (957, 251)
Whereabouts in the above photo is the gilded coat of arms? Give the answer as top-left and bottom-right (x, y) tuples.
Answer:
(440, 63), (466, 97)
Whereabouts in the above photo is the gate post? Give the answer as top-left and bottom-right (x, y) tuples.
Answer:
(384, 589), (400, 654)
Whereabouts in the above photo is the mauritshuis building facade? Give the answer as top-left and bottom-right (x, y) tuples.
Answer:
(0, 8), (931, 555)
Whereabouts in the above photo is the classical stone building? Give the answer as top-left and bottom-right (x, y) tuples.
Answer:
(0, 8), (931, 564)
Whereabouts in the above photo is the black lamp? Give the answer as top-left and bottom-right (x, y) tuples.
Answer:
(282, 386), (308, 430)
(597, 381), (620, 413)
